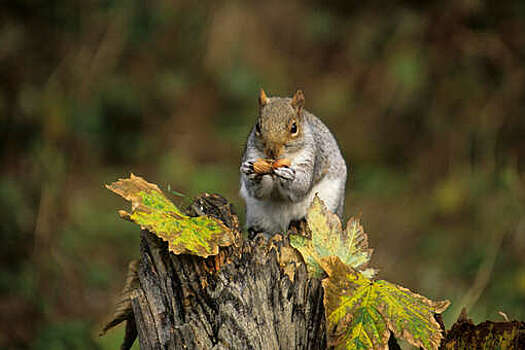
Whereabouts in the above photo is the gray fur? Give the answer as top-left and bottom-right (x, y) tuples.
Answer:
(240, 96), (347, 235)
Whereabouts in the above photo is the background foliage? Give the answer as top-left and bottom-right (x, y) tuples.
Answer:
(1, 0), (524, 348)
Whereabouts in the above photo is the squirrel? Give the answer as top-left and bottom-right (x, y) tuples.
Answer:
(240, 89), (347, 235)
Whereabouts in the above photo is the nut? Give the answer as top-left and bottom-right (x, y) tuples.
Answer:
(253, 158), (273, 174)
(273, 158), (291, 169)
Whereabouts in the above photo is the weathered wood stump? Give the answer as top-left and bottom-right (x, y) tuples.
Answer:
(118, 193), (327, 350)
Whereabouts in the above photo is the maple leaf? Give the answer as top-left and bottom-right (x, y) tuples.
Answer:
(290, 195), (376, 278)
(106, 174), (235, 258)
(321, 256), (450, 350)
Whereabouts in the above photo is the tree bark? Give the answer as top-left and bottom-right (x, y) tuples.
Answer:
(129, 193), (327, 350)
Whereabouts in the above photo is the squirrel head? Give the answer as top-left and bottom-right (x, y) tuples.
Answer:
(254, 89), (305, 160)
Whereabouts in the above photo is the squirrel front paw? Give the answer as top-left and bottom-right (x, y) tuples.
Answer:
(273, 166), (295, 181)
(240, 161), (255, 175)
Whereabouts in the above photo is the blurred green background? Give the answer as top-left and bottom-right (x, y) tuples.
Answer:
(1, 0), (524, 349)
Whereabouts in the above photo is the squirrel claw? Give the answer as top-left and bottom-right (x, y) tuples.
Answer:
(274, 166), (295, 181)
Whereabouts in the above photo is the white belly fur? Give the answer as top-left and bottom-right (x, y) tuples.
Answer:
(241, 176), (343, 234)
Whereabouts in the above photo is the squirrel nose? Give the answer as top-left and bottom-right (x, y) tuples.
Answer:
(265, 144), (283, 159)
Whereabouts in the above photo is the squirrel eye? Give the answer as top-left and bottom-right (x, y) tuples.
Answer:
(255, 122), (261, 135)
(290, 121), (298, 135)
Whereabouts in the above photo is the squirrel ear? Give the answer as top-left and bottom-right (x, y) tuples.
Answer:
(291, 89), (305, 110)
(259, 88), (268, 106)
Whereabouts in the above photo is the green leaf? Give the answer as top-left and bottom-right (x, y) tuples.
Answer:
(321, 256), (450, 350)
(290, 195), (375, 278)
(106, 174), (235, 257)
(289, 234), (325, 277)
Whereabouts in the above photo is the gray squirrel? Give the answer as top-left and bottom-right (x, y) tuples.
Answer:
(240, 89), (347, 235)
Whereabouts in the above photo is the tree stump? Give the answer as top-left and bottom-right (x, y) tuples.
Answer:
(120, 193), (327, 350)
